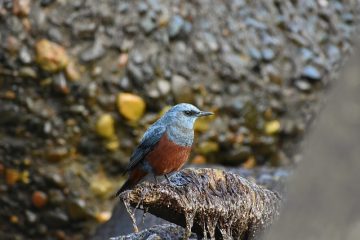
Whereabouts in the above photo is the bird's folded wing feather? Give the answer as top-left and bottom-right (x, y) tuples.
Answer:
(125, 125), (167, 172)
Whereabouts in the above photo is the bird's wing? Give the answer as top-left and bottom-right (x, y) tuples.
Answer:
(124, 125), (167, 172)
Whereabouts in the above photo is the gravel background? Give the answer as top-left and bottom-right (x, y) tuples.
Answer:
(0, 0), (358, 239)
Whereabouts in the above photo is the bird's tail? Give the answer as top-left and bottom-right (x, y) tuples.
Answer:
(115, 168), (147, 197)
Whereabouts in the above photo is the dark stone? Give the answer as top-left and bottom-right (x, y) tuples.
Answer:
(80, 39), (106, 62)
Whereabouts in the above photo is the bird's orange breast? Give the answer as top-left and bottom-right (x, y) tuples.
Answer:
(146, 133), (191, 175)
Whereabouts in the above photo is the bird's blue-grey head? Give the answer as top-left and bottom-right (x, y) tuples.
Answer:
(161, 103), (213, 129)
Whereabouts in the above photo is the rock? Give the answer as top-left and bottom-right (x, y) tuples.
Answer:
(40, 0), (56, 7)
(265, 120), (281, 135)
(43, 209), (69, 227)
(12, 0), (31, 17)
(72, 21), (97, 39)
(137, 2), (148, 14)
(67, 199), (91, 220)
(262, 48), (276, 62)
(95, 114), (115, 139)
(95, 211), (111, 223)
(242, 156), (256, 169)
(65, 61), (81, 81)
(248, 47), (262, 60)
(25, 210), (37, 223)
(19, 67), (37, 78)
(117, 53), (128, 68)
(19, 46), (32, 64)
(171, 75), (193, 103)
(191, 155), (207, 164)
(105, 138), (120, 151)
(5, 169), (20, 186)
(197, 141), (219, 155)
(46, 147), (69, 162)
(48, 189), (65, 205)
(301, 65), (322, 82)
(157, 79), (171, 95)
(90, 172), (114, 197)
(53, 73), (70, 94)
(80, 39), (106, 62)
(127, 63), (144, 84)
(294, 79), (312, 92)
(35, 39), (69, 72)
(168, 15), (184, 38)
(117, 93), (146, 122)
(32, 191), (48, 208)
(140, 17), (157, 34)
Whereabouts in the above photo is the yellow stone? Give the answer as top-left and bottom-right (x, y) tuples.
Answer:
(96, 114), (115, 138)
(105, 138), (120, 151)
(35, 39), (69, 72)
(90, 172), (113, 198)
(95, 211), (112, 223)
(242, 156), (256, 169)
(265, 120), (281, 135)
(191, 155), (207, 164)
(117, 93), (146, 122)
(65, 60), (81, 81)
(197, 141), (219, 155)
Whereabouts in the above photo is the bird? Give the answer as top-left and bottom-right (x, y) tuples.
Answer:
(115, 103), (213, 196)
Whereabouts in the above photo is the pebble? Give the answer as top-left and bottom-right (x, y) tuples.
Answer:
(44, 209), (69, 227)
(168, 15), (184, 38)
(19, 67), (37, 78)
(25, 210), (37, 223)
(67, 199), (90, 220)
(265, 120), (281, 135)
(171, 75), (193, 103)
(72, 21), (97, 39)
(90, 173), (113, 197)
(262, 48), (276, 62)
(117, 53), (128, 68)
(117, 93), (146, 122)
(5, 169), (20, 186)
(294, 79), (312, 92)
(140, 17), (157, 34)
(12, 0), (31, 17)
(95, 211), (111, 223)
(32, 191), (48, 208)
(301, 65), (322, 81)
(65, 61), (81, 81)
(19, 46), (32, 64)
(95, 114), (115, 138)
(80, 39), (106, 62)
(53, 73), (70, 94)
(197, 141), (219, 155)
(46, 147), (69, 162)
(157, 79), (171, 95)
(35, 39), (69, 72)
(191, 155), (207, 164)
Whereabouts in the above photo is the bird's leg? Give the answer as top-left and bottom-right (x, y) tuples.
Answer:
(153, 175), (158, 184)
(164, 174), (171, 184)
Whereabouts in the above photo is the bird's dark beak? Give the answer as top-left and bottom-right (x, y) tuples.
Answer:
(198, 111), (214, 117)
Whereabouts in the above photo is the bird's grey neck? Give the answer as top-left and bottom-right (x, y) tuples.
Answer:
(167, 123), (194, 147)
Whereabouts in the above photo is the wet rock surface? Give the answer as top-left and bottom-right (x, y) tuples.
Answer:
(0, 0), (359, 239)
(93, 166), (289, 239)
(119, 168), (281, 239)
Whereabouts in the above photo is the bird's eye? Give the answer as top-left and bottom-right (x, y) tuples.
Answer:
(184, 110), (193, 116)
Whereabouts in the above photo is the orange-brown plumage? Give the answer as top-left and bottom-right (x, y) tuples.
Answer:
(146, 133), (192, 175)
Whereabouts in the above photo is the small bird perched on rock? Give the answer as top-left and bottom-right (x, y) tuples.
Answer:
(115, 103), (213, 196)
